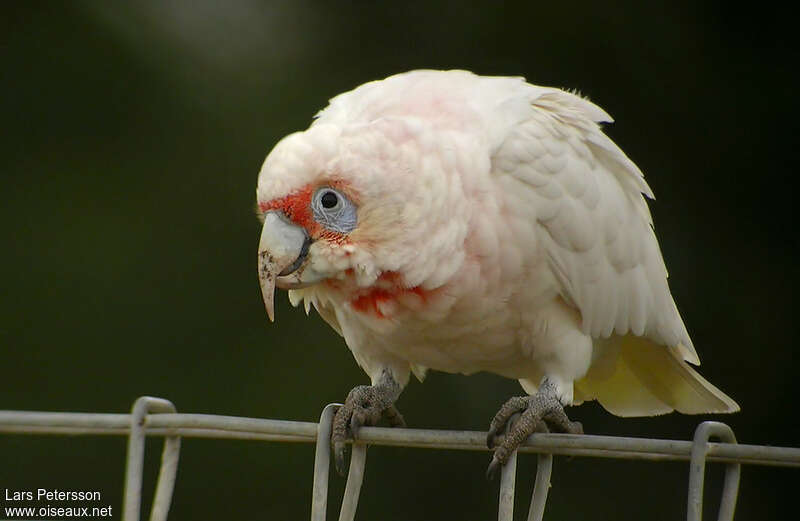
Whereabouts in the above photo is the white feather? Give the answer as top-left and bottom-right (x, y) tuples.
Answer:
(492, 85), (700, 365)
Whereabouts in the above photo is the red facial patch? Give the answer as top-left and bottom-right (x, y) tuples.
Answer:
(258, 183), (349, 243)
(259, 185), (315, 230)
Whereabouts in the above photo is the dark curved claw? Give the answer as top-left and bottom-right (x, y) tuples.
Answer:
(486, 455), (504, 481)
(334, 439), (348, 476)
(485, 379), (583, 479)
(331, 381), (405, 477)
(486, 396), (528, 449)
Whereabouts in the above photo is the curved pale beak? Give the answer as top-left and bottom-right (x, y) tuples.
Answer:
(258, 211), (310, 322)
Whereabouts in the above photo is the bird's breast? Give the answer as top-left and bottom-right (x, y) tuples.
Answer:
(317, 257), (555, 376)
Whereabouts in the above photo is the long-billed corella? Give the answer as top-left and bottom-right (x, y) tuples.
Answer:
(254, 69), (739, 477)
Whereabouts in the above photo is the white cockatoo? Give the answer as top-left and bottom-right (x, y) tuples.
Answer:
(255, 70), (739, 476)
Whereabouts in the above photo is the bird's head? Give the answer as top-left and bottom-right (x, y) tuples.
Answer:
(255, 117), (471, 321)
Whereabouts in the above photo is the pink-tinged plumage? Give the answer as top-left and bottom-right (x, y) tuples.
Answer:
(256, 70), (738, 417)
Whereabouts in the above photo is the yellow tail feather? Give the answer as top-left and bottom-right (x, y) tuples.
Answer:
(574, 335), (739, 417)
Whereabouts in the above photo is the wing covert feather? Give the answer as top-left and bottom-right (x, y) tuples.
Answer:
(493, 89), (699, 364)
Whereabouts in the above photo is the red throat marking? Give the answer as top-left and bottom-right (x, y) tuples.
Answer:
(349, 272), (431, 319)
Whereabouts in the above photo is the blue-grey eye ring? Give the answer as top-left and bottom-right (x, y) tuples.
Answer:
(311, 187), (357, 233)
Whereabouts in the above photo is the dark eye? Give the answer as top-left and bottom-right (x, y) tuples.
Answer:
(321, 190), (338, 209)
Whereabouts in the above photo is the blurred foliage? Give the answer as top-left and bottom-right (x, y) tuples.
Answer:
(1, 1), (797, 519)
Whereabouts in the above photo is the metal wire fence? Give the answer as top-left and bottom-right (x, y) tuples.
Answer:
(2, 396), (799, 521)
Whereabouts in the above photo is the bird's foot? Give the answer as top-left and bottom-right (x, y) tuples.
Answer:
(485, 378), (583, 480)
(332, 376), (405, 476)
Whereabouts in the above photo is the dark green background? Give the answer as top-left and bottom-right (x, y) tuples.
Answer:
(2, 2), (797, 519)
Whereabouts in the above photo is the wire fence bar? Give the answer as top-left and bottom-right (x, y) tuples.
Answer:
(0, 411), (318, 441)
(498, 437), (518, 521)
(339, 442), (367, 521)
(309, 404), (371, 521)
(2, 409), (799, 467)
(122, 397), (180, 521)
(497, 413), (522, 521)
(528, 454), (553, 521)
(687, 422), (740, 521)
(310, 405), (337, 521)
(348, 426), (800, 468)
(3, 398), (800, 521)
(2, 410), (800, 467)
